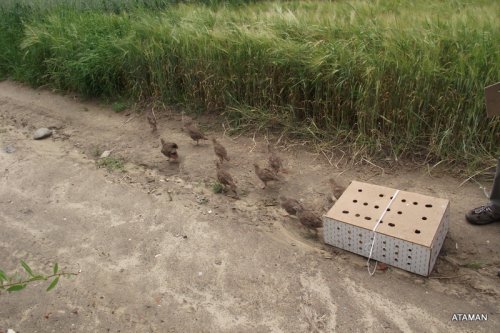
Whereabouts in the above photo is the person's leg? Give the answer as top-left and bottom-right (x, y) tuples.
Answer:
(465, 159), (500, 225)
(489, 159), (500, 208)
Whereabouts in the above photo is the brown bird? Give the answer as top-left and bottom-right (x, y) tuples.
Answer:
(160, 139), (179, 161)
(215, 161), (238, 197)
(295, 205), (323, 236)
(329, 178), (346, 201)
(183, 121), (208, 145)
(268, 143), (283, 173)
(279, 196), (304, 216)
(147, 113), (157, 133)
(253, 163), (279, 189)
(212, 138), (230, 163)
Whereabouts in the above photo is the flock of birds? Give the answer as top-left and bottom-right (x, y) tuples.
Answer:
(147, 112), (346, 238)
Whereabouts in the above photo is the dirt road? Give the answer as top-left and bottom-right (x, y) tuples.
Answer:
(0, 81), (498, 332)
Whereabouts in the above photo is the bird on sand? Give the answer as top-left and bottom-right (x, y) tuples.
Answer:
(294, 205), (323, 236)
(268, 143), (283, 174)
(147, 112), (157, 133)
(329, 178), (346, 202)
(215, 160), (238, 197)
(183, 121), (208, 145)
(279, 196), (304, 216)
(253, 163), (279, 189)
(212, 138), (230, 163)
(160, 139), (179, 162)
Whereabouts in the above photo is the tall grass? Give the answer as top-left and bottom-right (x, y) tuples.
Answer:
(1, 0), (499, 169)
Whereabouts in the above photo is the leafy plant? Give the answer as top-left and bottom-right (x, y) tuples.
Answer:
(112, 101), (128, 113)
(96, 156), (125, 172)
(0, 261), (79, 294)
(212, 181), (223, 194)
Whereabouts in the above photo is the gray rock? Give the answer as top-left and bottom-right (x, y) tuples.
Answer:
(33, 128), (52, 140)
(100, 150), (112, 158)
(4, 145), (16, 153)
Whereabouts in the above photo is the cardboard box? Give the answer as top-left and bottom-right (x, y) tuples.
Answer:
(323, 181), (450, 276)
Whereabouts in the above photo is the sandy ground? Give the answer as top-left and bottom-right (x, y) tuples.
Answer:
(0, 81), (498, 332)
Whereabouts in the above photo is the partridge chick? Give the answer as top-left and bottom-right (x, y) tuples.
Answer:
(268, 144), (283, 173)
(160, 139), (179, 162)
(147, 113), (157, 133)
(212, 138), (230, 163)
(295, 205), (323, 236)
(329, 178), (346, 201)
(184, 121), (208, 145)
(254, 163), (279, 189)
(279, 196), (304, 216)
(215, 161), (238, 197)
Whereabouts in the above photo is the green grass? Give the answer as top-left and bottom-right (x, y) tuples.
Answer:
(212, 181), (224, 194)
(96, 156), (125, 172)
(0, 0), (499, 170)
(112, 101), (128, 113)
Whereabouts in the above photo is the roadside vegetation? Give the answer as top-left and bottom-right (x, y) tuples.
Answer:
(0, 0), (499, 171)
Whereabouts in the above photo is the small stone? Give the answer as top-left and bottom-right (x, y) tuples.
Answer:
(414, 279), (425, 285)
(215, 260), (222, 265)
(377, 263), (389, 271)
(33, 128), (52, 140)
(100, 150), (112, 158)
(4, 145), (16, 153)
(291, 243), (296, 247)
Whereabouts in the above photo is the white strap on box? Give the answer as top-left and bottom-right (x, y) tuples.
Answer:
(367, 189), (400, 276)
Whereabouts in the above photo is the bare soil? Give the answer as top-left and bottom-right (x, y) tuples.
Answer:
(0, 81), (498, 332)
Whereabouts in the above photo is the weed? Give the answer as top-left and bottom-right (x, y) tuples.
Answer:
(212, 181), (223, 194)
(96, 156), (125, 172)
(112, 102), (128, 113)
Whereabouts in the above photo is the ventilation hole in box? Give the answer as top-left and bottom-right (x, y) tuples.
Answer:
(407, 263), (411, 266)
(390, 196), (393, 199)
(382, 254), (386, 258)
(383, 248), (386, 251)
(425, 204), (432, 208)
(422, 216), (427, 220)
(358, 247), (362, 250)
(355, 213), (360, 217)
(383, 241), (386, 244)
(413, 202), (418, 205)
(363, 202), (368, 206)
(394, 258), (399, 262)
(387, 208), (391, 212)
(336, 227), (340, 230)
(348, 230), (351, 234)
(374, 205), (379, 209)
(408, 255), (412, 259)
(358, 189), (363, 192)
(359, 240), (363, 244)
(408, 249), (412, 252)
(348, 243), (351, 247)
(388, 223), (395, 227)
(379, 194), (384, 197)
(353, 199), (358, 203)
(364, 216), (372, 221)
(402, 199), (406, 203)
(342, 210), (349, 214)
(358, 233), (362, 237)
(348, 237), (351, 240)
(395, 245), (399, 248)
(395, 252), (399, 255)
(415, 229), (421, 234)
(379, 220), (383, 224)
(397, 211), (402, 215)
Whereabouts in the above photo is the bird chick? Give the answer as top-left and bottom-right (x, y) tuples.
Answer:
(254, 163), (279, 189)
(212, 138), (230, 163)
(329, 178), (346, 201)
(183, 122), (208, 145)
(215, 160), (238, 197)
(268, 143), (283, 174)
(294, 205), (323, 236)
(160, 138), (179, 162)
(147, 113), (157, 133)
(279, 196), (304, 216)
